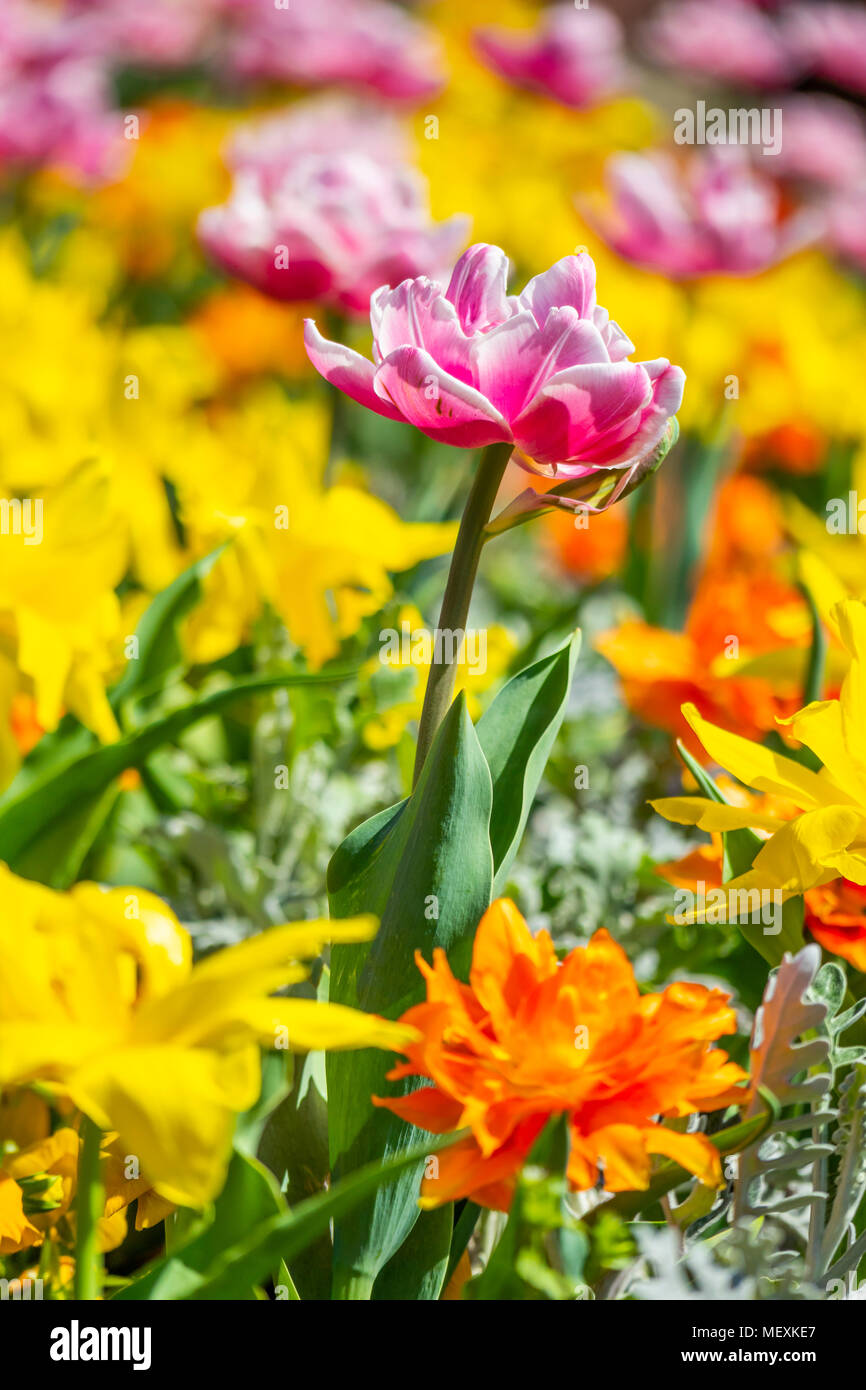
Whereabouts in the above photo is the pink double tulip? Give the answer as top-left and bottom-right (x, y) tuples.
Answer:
(304, 244), (685, 481)
(591, 150), (816, 279)
(198, 101), (468, 318)
(644, 0), (797, 89)
(224, 0), (444, 101)
(473, 4), (628, 110)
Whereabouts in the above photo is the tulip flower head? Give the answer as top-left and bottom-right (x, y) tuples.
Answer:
(644, 0), (797, 89)
(199, 101), (468, 317)
(0, 1), (125, 182)
(305, 243), (685, 484)
(592, 149), (817, 279)
(225, 0), (445, 101)
(474, 3), (628, 110)
(374, 898), (746, 1210)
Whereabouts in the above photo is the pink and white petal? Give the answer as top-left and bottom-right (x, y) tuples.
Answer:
(617, 359), (687, 461)
(445, 243), (518, 334)
(374, 345), (512, 448)
(519, 252), (597, 327)
(512, 359), (653, 468)
(471, 307), (610, 419)
(370, 278), (472, 381)
(304, 320), (404, 420)
(592, 305), (636, 362)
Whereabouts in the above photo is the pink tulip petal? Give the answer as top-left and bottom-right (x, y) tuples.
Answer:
(304, 320), (403, 420)
(472, 307), (611, 417)
(445, 244), (518, 334)
(519, 252), (597, 327)
(512, 360), (655, 469)
(370, 278), (472, 381)
(374, 345), (512, 448)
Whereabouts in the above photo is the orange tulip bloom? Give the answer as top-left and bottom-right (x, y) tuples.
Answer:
(598, 568), (810, 758)
(373, 899), (747, 1211)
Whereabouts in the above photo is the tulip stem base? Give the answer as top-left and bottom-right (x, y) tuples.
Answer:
(413, 442), (512, 786)
(73, 1115), (104, 1301)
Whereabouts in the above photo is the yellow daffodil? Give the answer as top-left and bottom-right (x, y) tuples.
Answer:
(652, 597), (866, 898)
(176, 388), (458, 669)
(0, 462), (127, 779)
(360, 603), (517, 749)
(0, 866), (415, 1209)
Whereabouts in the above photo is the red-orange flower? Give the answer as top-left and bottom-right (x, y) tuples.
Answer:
(803, 880), (866, 972)
(373, 899), (747, 1211)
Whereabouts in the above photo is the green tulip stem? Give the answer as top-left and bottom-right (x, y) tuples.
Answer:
(73, 1115), (104, 1301)
(413, 441), (513, 787)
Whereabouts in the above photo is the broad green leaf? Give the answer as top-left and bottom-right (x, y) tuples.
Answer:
(477, 632), (580, 894)
(0, 667), (356, 886)
(372, 1204), (453, 1301)
(326, 694), (493, 1297)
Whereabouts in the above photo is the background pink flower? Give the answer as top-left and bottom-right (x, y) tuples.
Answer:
(304, 244), (685, 481)
(198, 100), (468, 317)
(474, 3), (628, 110)
(223, 0), (444, 101)
(643, 0), (797, 89)
(0, 0), (126, 183)
(590, 149), (818, 279)
(773, 96), (866, 192)
(783, 3), (866, 98)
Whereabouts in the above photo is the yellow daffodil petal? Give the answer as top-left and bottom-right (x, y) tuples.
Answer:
(191, 916), (378, 983)
(681, 702), (831, 808)
(649, 796), (785, 833)
(272, 1000), (419, 1053)
(70, 1045), (261, 1208)
(746, 805), (866, 892)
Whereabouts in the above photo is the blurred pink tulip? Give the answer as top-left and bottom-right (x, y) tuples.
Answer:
(644, 0), (797, 88)
(0, 0), (125, 182)
(473, 3), (628, 109)
(198, 100), (468, 317)
(774, 96), (866, 190)
(304, 244), (685, 480)
(68, 0), (215, 67)
(224, 0), (444, 101)
(783, 3), (866, 97)
(591, 149), (817, 278)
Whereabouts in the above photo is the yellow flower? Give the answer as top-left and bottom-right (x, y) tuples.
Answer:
(652, 597), (866, 898)
(0, 866), (415, 1208)
(360, 603), (517, 749)
(0, 462), (127, 778)
(177, 388), (458, 669)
